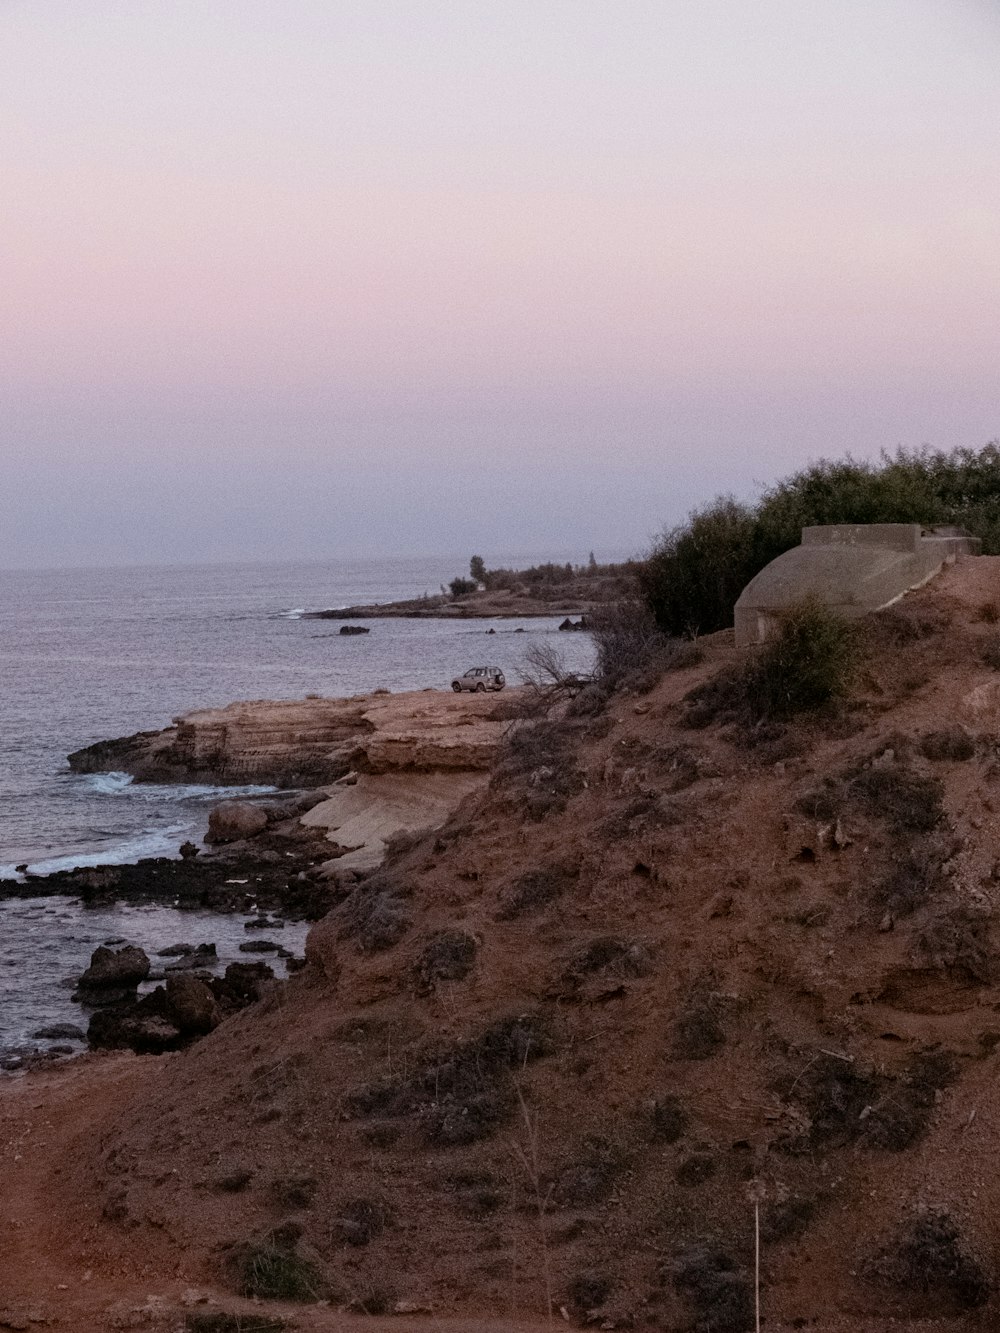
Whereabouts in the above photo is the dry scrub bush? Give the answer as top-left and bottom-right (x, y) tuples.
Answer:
(876, 831), (957, 916)
(496, 862), (578, 920)
(336, 872), (412, 953)
(187, 1315), (286, 1333)
(849, 765), (944, 833)
(491, 718), (586, 819)
(866, 1212), (990, 1311)
(228, 1233), (325, 1301)
(981, 633), (1000, 670)
(919, 727), (976, 761)
(685, 598), (857, 728)
(343, 1014), (553, 1146)
(551, 1134), (628, 1206)
(668, 1246), (754, 1333)
(587, 598), (703, 698)
(333, 1197), (393, 1246)
(869, 601), (952, 645)
(778, 1049), (955, 1153)
(563, 935), (654, 981)
(671, 983), (727, 1061)
(920, 903), (994, 982)
(568, 1272), (613, 1314)
(760, 1197), (816, 1244)
(414, 929), (477, 988)
(648, 1094), (688, 1144)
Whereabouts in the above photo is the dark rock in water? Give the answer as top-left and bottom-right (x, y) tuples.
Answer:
(239, 939), (280, 953)
(1, 843), (334, 921)
(103, 937), (127, 946)
(67, 728), (162, 775)
(244, 915), (284, 930)
(157, 942), (194, 957)
(558, 616), (589, 631)
(165, 974), (220, 1035)
(179, 840), (199, 859)
(213, 960), (275, 1004)
(339, 625), (371, 635)
(73, 984), (143, 1009)
(206, 800), (269, 845)
(77, 945), (150, 991)
(32, 1023), (85, 1041)
(164, 943), (217, 971)
(88, 1005), (182, 1054)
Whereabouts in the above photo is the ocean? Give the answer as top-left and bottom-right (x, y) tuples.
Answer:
(0, 555), (596, 1062)
(0, 555), (595, 872)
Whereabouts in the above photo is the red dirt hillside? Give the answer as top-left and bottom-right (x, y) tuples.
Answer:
(5, 556), (1000, 1333)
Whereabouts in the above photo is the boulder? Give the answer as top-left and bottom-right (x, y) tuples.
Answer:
(164, 942), (216, 971)
(88, 1008), (182, 1054)
(339, 625), (370, 635)
(77, 945), (150, 990)
(212, 961), (275, 1004)
(165, 974), (221, 1035)
(206, 801), (269, 844)
(32, 1023), (85, 1041)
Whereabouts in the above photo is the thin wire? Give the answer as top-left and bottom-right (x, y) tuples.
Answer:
(755, 1202), (761, 1333)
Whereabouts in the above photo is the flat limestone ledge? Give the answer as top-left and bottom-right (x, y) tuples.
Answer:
(68, 687), (514, 787)
(734, 523), (980, 647)
(303, 769), (487, 876)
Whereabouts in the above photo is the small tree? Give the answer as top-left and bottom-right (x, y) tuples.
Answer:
(470, 554), (487, 584)
(449, 576), (477, 598)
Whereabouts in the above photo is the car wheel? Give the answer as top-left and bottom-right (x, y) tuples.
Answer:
(476, 682), (486, 693)
(451, 681), (462, 692)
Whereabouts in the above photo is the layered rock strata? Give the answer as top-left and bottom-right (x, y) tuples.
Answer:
(68, 688), (509, 788)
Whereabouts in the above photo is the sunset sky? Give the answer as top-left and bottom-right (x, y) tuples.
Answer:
(2, 1), (998, 567)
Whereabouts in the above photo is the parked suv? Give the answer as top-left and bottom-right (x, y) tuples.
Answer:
(451, 665), (506, 693)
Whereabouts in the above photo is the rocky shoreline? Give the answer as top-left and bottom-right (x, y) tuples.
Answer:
(3, 688), (512, 1064)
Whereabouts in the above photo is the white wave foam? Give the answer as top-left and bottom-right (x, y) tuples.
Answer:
(1, 824), (190, 881)
(278, 607), (306, 619)
(83, 772), (134, 795)
(79, 773), (279, 802)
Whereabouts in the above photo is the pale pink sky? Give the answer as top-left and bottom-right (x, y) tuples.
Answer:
(2, 1), (998, 566)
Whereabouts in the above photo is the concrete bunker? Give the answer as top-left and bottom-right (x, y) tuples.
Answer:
(734, 523), (980, 647)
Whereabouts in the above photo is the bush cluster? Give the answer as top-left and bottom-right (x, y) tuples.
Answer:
(640, 444), (1000, 636)
(685, 598), (857, 725)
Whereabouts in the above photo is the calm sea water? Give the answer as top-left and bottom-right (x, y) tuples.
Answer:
(0, 555), (595, 1061)
(0, 556), (595, 872)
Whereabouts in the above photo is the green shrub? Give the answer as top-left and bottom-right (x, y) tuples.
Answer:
(641, 444), (1000, 636)
(685, 598), (857, 725)
(747, 599), (858, 718)
(448, 576), (477, 598)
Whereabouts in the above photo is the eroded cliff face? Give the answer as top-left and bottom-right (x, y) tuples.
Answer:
(67, 690), (509, 788)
